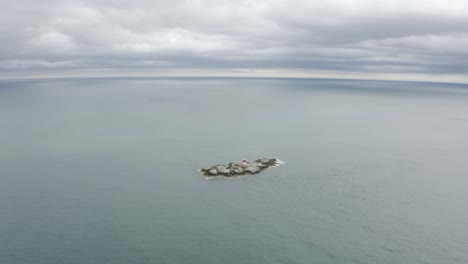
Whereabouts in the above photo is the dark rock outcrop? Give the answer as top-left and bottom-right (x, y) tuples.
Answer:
(200, 158), (281, 177)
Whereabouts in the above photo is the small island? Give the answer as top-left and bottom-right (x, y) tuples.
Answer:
(200, 158), (282, 177)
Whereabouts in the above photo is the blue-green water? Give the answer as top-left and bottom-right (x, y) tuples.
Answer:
(1, 78), (468, 264)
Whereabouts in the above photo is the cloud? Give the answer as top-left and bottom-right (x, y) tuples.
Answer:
(1, 0), (467, 82)
(29, 30), (77, 52)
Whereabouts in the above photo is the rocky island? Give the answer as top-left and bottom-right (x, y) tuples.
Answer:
(200, 158), (282, 177)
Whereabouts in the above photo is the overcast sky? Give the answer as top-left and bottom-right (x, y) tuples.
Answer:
(1, 0), (467, 82)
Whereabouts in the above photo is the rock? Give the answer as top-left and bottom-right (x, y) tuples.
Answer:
(201, 158), (281, 177)
(246, 165), (260, 174)
(232, 167), (243, 174)
(217, 166), (231, 174)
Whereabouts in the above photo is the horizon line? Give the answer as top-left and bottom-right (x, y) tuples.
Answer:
(1, 74), (468, 86)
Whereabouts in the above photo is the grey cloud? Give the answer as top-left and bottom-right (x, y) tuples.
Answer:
(1, 0), (467, 80)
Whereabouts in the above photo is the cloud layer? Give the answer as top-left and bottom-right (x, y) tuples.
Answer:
(1, 0), (468, 81)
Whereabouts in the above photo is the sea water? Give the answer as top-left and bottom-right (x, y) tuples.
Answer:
(1, 77), (468, 264)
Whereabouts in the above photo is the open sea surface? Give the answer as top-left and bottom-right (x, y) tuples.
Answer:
(1, 78), (468, 264)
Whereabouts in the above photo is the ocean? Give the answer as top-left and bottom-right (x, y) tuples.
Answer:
(1, 77), (468, 264)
